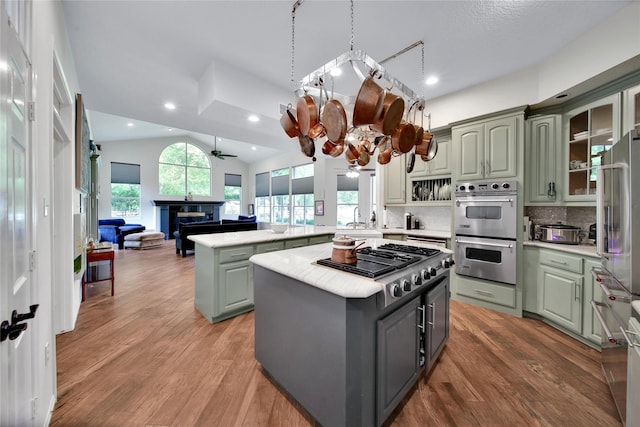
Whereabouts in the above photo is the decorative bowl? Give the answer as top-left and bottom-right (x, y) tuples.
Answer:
(270, 223), (289, 234)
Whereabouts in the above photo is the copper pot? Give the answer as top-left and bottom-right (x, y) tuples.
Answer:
(345, 142), (359, 164)
(352, 77), (385, 127)
(331, 237), (365, 264)
(296, 95), (318, 136)
(415, 132), (433, 156)
(391, 122), (416, 154)
(371, 92), (404, 136)
(421, 136), (438, 161)
(280, 106), (300, 138)
(322, 140), (345, 157)
(413, 125), (424, 146)
(377, 138), (393, 165)
(322, 99), (348, 143)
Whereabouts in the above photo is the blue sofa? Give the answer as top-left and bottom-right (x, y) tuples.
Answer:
(99, 218), (146, 249)
(173, 216), (257, 257)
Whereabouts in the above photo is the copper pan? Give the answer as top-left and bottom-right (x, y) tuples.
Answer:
(371, 92), (404, 136)
(352, 77), (384, 127)
(296, 95), (318, 136)
(377, 138), (393, 165)
(391, 122), (416, 154)
(322, 99), (348, 143)
(415, 132), (433, 156)
(421, 135), (438, 162)
(280, 106), (299, 138)
(321, 140), (345, 158)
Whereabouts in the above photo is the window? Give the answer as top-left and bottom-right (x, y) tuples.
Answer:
(111, 162), (141, 219)
(224, 174), (241, 218)
(370, 173), (377, 223)
(337, 175), (358, 226)
(271, 168), (290, 224)
(292, 164), (314, 225)
(159, 142), (211, 196)
(255, 172), (270, 223)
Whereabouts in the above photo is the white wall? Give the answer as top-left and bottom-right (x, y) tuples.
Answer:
(95, 135), (251, 230)
(30, 0), (81, 422)
(425, 1), (640, 129)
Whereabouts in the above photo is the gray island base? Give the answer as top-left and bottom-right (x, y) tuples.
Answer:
(253, 256), (450, 427)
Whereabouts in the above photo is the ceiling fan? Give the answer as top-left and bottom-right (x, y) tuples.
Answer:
(335, 164), (376, 178)
(210, 138), (237, 160)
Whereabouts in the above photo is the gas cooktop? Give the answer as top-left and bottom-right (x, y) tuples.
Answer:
(317, 248), (422, 278)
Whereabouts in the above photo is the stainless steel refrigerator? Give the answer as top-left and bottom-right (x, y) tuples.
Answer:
(592, 130), (640, 426)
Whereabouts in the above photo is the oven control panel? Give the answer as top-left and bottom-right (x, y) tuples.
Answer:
(455, 180), (517, 195)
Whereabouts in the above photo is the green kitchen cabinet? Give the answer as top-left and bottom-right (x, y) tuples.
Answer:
(384, 152), (406, 204)
(539, 265), (583, 334)
(409, 136), (452, 178)
(526, 115), (562, 204)
(453, 114), (520, 181)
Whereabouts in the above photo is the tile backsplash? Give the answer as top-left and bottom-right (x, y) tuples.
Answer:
(383, 206), (452, 232)
(525, 206), (596, 233)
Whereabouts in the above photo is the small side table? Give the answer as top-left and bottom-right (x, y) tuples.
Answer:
(82, 243), (115, 301)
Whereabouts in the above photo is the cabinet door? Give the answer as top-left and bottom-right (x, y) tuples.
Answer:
(454, 124), (484, 181)
(218, 260), (253, 314)
(426, 279), (449, 365)
(484, 116), (517, 179)
(623, 84), (640, 135)
(583, 259), (602, 344)
(527, 115), (561, 203)
(376, 297), (420, 425)
(384, 153), (406, 204)
(428, 136), (451, 176)
(540, 265), (583, 334)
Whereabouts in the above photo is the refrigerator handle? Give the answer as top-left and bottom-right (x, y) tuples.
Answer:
(596, 163), (629, 257)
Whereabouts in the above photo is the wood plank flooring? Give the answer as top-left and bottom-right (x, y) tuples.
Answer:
(52, 241), (621, 426)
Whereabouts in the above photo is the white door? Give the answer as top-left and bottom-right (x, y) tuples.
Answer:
(0, 7), (36, 426)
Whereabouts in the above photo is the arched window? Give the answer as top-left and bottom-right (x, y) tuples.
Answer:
(159, 142), (211, 196)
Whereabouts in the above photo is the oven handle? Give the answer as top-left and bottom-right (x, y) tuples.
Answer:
(590, 300), (618, 344)
(455, 238), (513, 249)
(455, 198), (514, 207)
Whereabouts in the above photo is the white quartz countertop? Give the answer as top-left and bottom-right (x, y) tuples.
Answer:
(188, 226), (336, 248)
(250, 238), (453, 299)
(523, 240), (598, 257)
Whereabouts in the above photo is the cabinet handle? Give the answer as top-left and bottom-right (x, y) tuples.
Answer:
(547, 182), (557, 198)
(427, 303), (435, 327)
(591, 301), (617, 344)
(574, 282), (580, 301)
(474, 289), (494, 297)
(550, 259), (567, 265)
(485, 161), (490, 175)
(480, 162), (484, 176)
(417, 305), (426, 332)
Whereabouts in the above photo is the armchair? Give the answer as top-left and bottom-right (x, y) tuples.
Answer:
(98, 218), (146, 249)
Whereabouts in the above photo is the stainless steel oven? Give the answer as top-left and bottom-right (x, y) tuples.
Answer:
(454, 180), (518, 285)
(454, 236), (516, 285)
(454, 180), (518, 240)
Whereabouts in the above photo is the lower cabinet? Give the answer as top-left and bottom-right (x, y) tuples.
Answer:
(627, 318), (640, 424)
(195, 233), (333, 323)
(540, 265), (583, 334)
(426, 278), (449, 366)
(523, 246), (601, 345)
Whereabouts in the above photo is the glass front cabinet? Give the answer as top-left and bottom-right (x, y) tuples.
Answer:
(564, 94), (620, 201)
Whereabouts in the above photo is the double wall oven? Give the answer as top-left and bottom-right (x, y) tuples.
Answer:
(454, 180), (518, 285)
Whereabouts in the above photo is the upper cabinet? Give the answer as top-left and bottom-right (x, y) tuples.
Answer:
(384, 153), (406, 204)
(623, 84), (640, 135)
(409, 135), (451, 178)
(564, 93), (620, 201)
(526, 115), (562, 204)
(453, 113), (521, 181)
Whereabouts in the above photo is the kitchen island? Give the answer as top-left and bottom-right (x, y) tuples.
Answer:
(189, 226), (336, 323)
(250, 239), (453, 427)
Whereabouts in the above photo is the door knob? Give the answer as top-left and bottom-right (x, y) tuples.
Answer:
(1, 304), (38, 342)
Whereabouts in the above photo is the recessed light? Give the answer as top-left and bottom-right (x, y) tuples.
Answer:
(164, 102), (176, 110)
(330, 68), (342, 77)
(248, 115), (260, 122)
(426, 76), (439, 86)
(252, 146), (257, 151)
(167, 128), (173, 132)
(127, 122), (134, 127)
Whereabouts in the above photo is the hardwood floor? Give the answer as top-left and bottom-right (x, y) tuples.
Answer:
(52, 241), (621, 426)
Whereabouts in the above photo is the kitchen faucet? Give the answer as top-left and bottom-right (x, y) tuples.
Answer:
(353, 206), (360, 229)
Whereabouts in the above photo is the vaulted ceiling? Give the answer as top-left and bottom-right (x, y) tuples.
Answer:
(62, 0), (632, 163)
